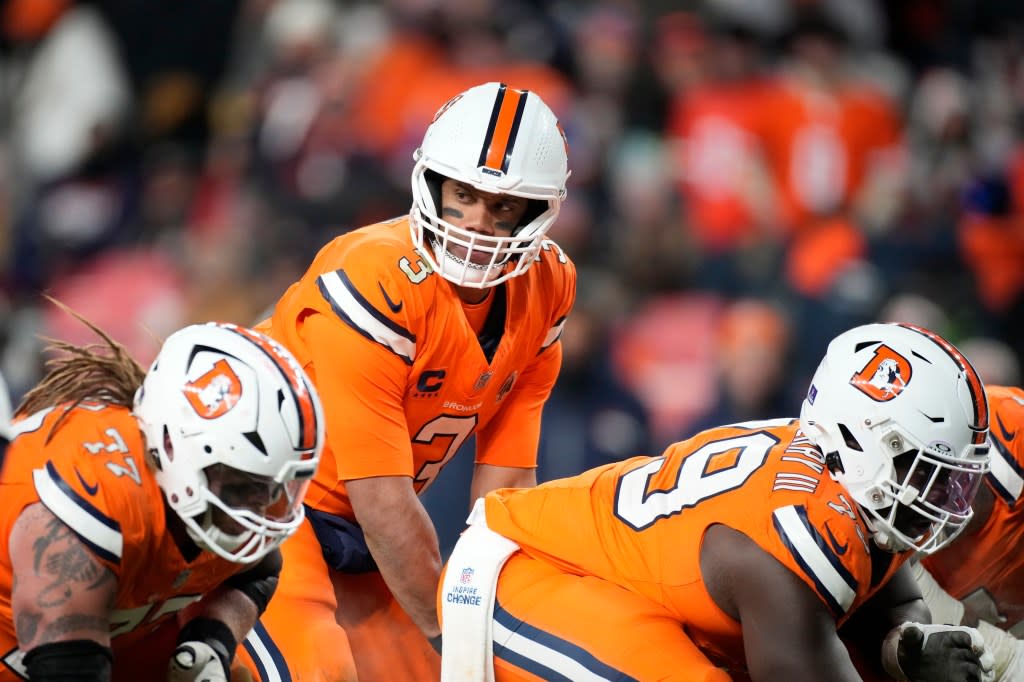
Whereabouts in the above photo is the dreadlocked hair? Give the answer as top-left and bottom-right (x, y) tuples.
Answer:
(18, 301), (147, 442)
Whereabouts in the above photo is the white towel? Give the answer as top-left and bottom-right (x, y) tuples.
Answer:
(440, 498), (520, 682)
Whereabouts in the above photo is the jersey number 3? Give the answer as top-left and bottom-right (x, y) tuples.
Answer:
(615, 431), (778, 530)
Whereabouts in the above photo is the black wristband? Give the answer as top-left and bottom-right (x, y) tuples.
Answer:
(223, 549), (282, 615)
(178, 617), (237, 667)
(23, 639), (113, 681)
(223, 572), (279, 615)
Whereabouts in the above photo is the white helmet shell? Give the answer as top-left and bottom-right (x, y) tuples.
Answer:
(410, 81), (569, 288)
(134, 322), (324, 563)
(800, 323), (989, 554)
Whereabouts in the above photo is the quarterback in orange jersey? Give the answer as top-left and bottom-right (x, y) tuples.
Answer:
(439, 323), (996, 682)
(237, 81), (575, 681)
(905, 385), (1024, 680)
(0, 320), (323, 682)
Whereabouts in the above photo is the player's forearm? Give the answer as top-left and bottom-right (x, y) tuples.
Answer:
(348, 476), (442, 637)
(188, 584), (259, 644)
(363, 506), (442, 637)
(470, 464), (536, 502)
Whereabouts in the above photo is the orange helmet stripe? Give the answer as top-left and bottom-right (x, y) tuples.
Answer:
(479, 84), (528, 173)
(899, 323), (989, 443)
(222, 323), (320, 452)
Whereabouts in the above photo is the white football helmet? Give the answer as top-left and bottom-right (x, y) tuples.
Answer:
(800, 323), (990, 554)
(134, 322), (324, 564)
(410, 81), (569, 288)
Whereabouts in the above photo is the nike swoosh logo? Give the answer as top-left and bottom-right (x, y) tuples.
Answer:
(378, 283), (403, 314)
(996, 414), (1016, 442)
(75, 468), (99, 496)
(823, 522), (848, 556)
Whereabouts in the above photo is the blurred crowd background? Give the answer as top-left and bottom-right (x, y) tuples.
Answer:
(1, 0), (1023, 551)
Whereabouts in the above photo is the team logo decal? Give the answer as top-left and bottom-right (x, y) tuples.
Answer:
(850, 345), (912, 402)
(184, 359), (243, 418)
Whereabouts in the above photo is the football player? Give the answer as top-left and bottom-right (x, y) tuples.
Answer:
(908, 384), (1024, 680)
(237, 82), (575, 680)
(0, 320), (323, 682)
(439, 323), (995, 681)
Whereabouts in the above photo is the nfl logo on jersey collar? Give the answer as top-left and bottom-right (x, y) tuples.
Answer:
(474, 370), (493, 391)
(172, 569), (192, 590)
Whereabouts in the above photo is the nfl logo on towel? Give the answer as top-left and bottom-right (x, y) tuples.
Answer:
(460, 567), (474, 585)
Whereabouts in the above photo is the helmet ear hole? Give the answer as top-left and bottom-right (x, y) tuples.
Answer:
(423, 169), (444, 215)
(516, 200), (548, 235)
(163, 425), (174, 461)
(837, 423), (863, 452)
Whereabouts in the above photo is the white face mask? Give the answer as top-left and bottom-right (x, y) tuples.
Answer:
(410, 198), (556, 289)
(181, 464), (309, 563)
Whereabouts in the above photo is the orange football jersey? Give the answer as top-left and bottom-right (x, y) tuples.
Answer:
(922, 385), (1024, 633)
(263, 217), (576, 519)
(484, 419), (908, 674)
(759, 78), (903, 232)
(667, 79), (776, 252)
(0, 404), (245, 680)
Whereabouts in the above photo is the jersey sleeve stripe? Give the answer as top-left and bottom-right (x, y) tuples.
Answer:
(986, 435), (1024, 504)
(493, 600), (638, 682)
(772, 505), (858, 615)
(242, 620), (292, 682)
(33, 461), (123, 564)
(317, 270), (416, 364)
(539, 316), (566, 353)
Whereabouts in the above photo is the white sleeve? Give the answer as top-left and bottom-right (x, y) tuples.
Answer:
(909, 559), (965, 625)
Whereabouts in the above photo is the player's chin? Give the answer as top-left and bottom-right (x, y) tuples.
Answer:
(446, 245), (487, 264)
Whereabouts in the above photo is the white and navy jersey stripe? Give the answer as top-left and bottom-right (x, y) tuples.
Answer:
(243, 620), (292, 682)
(317, 269), (416, 365)
(493, 600), (638, 682)
(987, 434), (1024, 505)
(33, 461), (122, 565)
(772, 505), (858, 616)
(539, 316), (566, 354)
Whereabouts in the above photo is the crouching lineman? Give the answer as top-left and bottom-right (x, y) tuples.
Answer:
(905, 384), (1024, 681)
(0, 320), (323, 681)
(438, 323), (995, 681)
